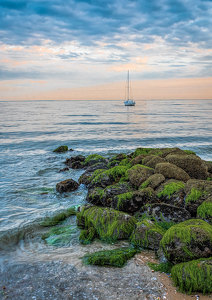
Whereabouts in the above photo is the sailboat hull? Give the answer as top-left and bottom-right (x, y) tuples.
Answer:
(124, 100), (135, 106)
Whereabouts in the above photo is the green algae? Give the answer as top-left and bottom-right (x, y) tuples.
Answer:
(84, 154), (106, 165)
(157, 181), (185, 199)
(132, 148), (163, 158)
(148, 262), (173, 274)
(77, 206), (136, 243)
(171, 258), (212, 294)
(40, 207), (77, 227)
(185, 188), (204, 203)
(183, 150), (196, 155)
(82, 247), (138, 267)
(116, 192), (134, 210)
(92, 166), (129, 185)
(79, 227), (96, 245)
(197, 200), (212, 221)
(53, 145), (68, 153)
(140, 179), (150, 189)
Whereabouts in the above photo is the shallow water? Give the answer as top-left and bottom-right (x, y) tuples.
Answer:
(0, 99), (211, 255)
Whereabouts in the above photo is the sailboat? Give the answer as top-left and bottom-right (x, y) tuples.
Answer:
(124, 70), (135, 106)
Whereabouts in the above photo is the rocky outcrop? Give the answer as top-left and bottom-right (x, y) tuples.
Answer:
(56, 179), (79, 193)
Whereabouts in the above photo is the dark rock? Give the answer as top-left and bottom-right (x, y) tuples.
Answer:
(59, 167), (69, 172)
(112, 188), (157, 213)
(78, 163), (108, 186)
(56, 179), (79, 193)
(65, 155), (85, 169)
(166, 154), (209, 180)
(160, 219), (212, 263)
(155, 162), (190, 182)
(139, 203), (191, 223)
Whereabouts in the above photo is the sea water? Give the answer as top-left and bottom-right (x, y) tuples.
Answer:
(0, 99), (211, 248)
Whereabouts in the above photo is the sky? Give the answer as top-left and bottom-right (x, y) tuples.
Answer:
(0, 0), (212, 100)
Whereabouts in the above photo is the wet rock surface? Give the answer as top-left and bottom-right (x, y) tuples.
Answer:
(56, 179), (79, 193)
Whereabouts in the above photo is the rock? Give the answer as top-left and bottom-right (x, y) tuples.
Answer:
(130, 219), (165, 250)
(155, 162), (190, 182)
(56, 179), (79, 193)
(65, 155), (85, 169)
(139, 173), (165, 190)
(160, 219), (212, 263)
(59, 167), (69, 172)
(108, 153), (128, 167)
(78, 163), (108, 185)
(185, 179), (212, 216)
(53, 145), (68, 153)
(139, 203), (191, 223)
(112, 188), (157, 213)
(197, 196), (212, 224)
(77, 206), (137, 243)
(171, 257), (212, 294)
(86, 182), (132, 207)
(88, 166), (129, 189)
(166, 154), (209, 180)
(127, 164), (154, 187)
(156, 180), (185, 206)
(130, 154), (145, 166)
(84, 154), (108, 167)
(203, 160), (212, 173)
(144, 156), (166, 169)
(82, 247), (138, 267)
(159, 147), (188, 158)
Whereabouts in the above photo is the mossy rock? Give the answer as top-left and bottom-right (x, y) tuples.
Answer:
(143, 156), (166, 169)
(89, 166), (129, 188)
(127, 164), (154, 188)
(171, 257), (212, 294)
(139, 203), (191, 224)
(65, 155), (85, 169)
(77, 206), (137, 243)
(53, 145), (68, 153)
(112, 188), (156, 213)
(156, 180), (185, 206)
(159, 147), (188, 158)
(185, 179), (212, 216)
(86, 182), (132, 207)
(166, 154), (208, 180)
(40, 207), (77, 227)
(139, 173), (165, 190)
(130, 219), (165, 250)
(107, 153), (128, 168)
(197, 197), (212, 224)
(84, 154), (108, 167)
(155, 162), (190, 182)
(132, 148), (163, 158)
(82, 247), (138, 267)
(160, 219), (212, 263)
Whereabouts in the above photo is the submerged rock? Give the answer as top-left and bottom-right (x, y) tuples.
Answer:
(56, 179), (79, 193)
(171, 257), (212, 294)
(160, 219), (212, 263)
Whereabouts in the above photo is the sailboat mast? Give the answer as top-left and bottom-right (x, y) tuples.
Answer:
(127, 70), (130, 100)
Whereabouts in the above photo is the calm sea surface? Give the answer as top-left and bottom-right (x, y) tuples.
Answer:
(0, 99), (212, 244)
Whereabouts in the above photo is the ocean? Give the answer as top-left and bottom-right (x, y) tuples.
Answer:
(0, 99), (212, 251)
